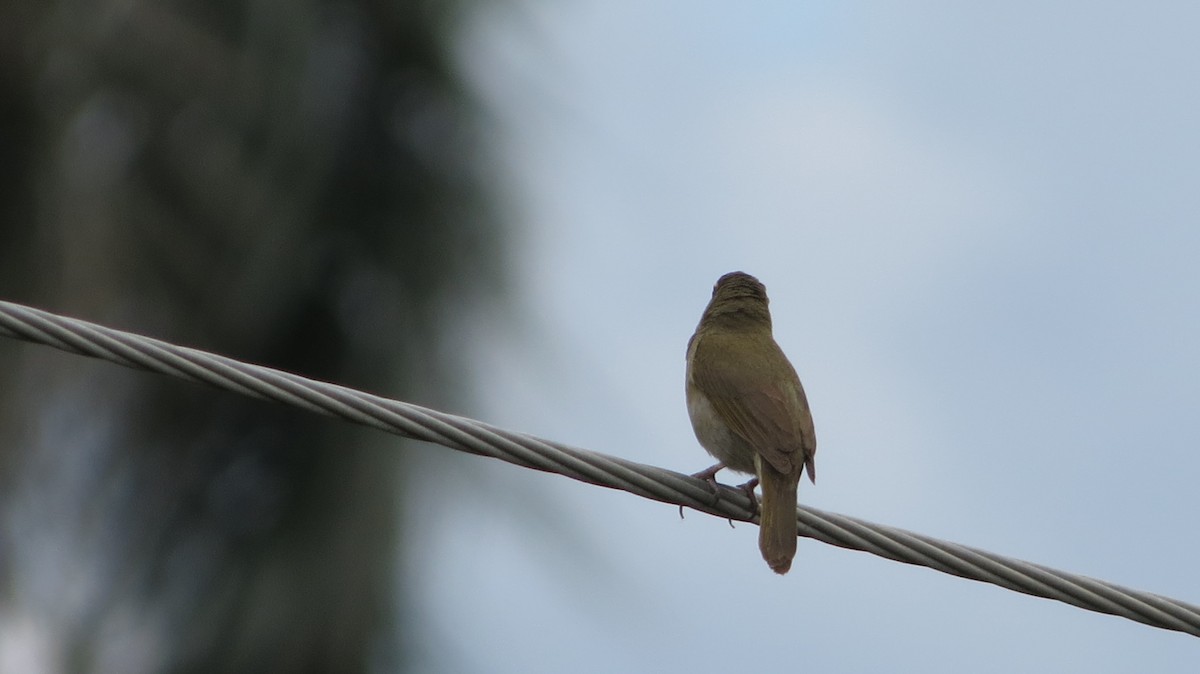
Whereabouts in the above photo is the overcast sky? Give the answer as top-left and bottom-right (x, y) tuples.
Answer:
(409, 3), (1200, 671)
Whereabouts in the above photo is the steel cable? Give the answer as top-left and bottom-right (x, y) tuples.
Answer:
(1, 299), (1197, 638)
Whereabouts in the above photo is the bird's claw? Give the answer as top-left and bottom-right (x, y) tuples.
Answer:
(680, 462), (726, 518)
(736, 477), (760, 519)
(690, 462), (725, 505)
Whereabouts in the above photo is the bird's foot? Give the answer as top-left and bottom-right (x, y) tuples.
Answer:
(691, 462), (727, 502)
(691, 462), (725, 482)
(736, 477), (760, 519)
(679, 462), (726, 518)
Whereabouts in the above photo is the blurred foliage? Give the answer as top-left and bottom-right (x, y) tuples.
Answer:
(0, 0), (503, 671)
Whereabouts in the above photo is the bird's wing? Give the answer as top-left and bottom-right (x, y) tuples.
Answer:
(691, 335), (815, 477)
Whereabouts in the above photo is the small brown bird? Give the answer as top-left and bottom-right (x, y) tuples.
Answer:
(685, 271), (816, 574)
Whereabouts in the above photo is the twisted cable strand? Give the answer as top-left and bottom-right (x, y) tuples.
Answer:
(1, 299), (1196, 637)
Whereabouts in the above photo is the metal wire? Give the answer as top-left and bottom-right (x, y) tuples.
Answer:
(1, 298), (1197, 638)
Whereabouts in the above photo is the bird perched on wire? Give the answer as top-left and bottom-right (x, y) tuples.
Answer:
(685, 271), (816, 574)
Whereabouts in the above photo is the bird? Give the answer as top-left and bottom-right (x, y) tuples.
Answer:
(685, 271), (816, 574)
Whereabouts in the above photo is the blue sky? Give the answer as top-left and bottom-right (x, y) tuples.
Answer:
(406, 3), (1200, 671)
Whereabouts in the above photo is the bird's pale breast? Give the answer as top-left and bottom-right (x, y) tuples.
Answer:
(685, 384), (758, 474)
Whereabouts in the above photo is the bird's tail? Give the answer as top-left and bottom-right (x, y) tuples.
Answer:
(758, 466), (799, 574)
